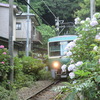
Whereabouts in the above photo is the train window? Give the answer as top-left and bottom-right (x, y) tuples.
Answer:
(49, 41), (73, 57)
(49, 42), (60, 56)
(60, 41), (68, 56)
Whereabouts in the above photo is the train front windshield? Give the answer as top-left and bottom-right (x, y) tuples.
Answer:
(49, 41), (69, 57)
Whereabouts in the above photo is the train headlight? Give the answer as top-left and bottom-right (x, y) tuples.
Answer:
(52, 61), (60, 69)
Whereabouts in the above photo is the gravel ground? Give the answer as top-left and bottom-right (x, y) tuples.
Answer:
(17, 80), (53, 100)
(32, 82), (66, 100)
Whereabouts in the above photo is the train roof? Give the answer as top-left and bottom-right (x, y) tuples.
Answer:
(48, 35), (77, 42)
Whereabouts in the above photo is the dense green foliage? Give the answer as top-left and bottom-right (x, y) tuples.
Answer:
(63, 13), (100, 100)
(14, 54), (51, 88)
(1, 1), (100, 99)
(15, 0), (83, 22)
(37, 24), (56, 47)
(75, 0), (100, 19)
(0, 47), (52, 99)
(31, 0), (82, 21)
(0, 47), (10, 82)
(0, 86), (19, 100)
(21, 56), (45, 75)
(1, 0), (100, 22)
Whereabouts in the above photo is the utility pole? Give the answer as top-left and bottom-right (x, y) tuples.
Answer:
(55, 17), (60, 33)
(26, 0), (30, 56)
(9, 0), (14, 82)
(55, 17), (65, 35)
(90, 0), (95, 19)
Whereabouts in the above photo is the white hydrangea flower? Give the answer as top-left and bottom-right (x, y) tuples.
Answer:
(82, 24), (90, 31)
(70, 59), (74, 64)
(75, 61), (83, 66)
(74, 17), (80, 24)
(69, 72), (75, 79)
(90, 20), (98, 27)
(86, 17), (90, 21)
(82, 28), (89, 31)
(66, 51), (72, 57)
(61, 64), (67, 72)
(93, 46), (98, 51)
(68, 64), (76, 71)
(95, 34), (100, 41)
(78, 55), (80, 57)
(79, 34), (82, 37)
(72, 80), (77, 84)
(65, 41), (76, 51)
(80, 20), (85, 24)
(73, 39), (77, 43)
(92, 17), (97, 21)
(93, 13), (100, 19)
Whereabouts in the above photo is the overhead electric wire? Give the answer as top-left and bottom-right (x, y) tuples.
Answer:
(21, 0), (52, 26)
(42, 0), (56, 18)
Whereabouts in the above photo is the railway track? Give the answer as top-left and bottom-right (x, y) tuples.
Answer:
(27, 80), (65, 100)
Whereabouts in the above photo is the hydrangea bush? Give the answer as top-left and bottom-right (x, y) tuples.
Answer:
(0, 45), (10, 82)
(64, 13), (100, 100)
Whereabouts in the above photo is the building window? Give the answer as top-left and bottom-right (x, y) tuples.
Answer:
(16, 22), (21, 30)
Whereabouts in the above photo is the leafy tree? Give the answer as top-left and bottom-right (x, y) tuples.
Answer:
(75, 0), (100, 19)
(0, 0), (8, 3)
(31, 0), (83, 23)
(74, 0), (90, 19)
(37, 24), (56, 47)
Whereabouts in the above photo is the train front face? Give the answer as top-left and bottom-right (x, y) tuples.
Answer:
(48, 57), (70, 78)
(48, 41), (70, 78)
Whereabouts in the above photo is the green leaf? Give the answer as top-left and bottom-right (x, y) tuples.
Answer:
(75, 70), (91, 77)
(90, 44), (97, 47)
(65, 89), (76, 100)
(95, 75), (100, 83)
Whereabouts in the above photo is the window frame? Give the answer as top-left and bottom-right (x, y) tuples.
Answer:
(16, 22), (21, 30)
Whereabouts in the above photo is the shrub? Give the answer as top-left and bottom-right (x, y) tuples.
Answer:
(21, 56), (46, 79)
(14, 56), (23, 77)
(63, 13), (100, 100)
(18, 51), (25, 58)
(13, 56), (34, 88)
(0, 45), (10, 82)
(14, 72), (34, 89)
(38, 68), (52, 80)
(0, 86), (19, 100)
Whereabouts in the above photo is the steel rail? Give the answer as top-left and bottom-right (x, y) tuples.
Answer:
(27, 80), (60, 100)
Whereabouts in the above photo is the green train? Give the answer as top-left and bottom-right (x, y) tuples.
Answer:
(48, 35), (77, 78)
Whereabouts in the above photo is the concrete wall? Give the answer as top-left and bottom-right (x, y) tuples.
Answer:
(16, 18), (31, 41)
(0, 7), (9, 39)
(0, 6), (16, 41)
